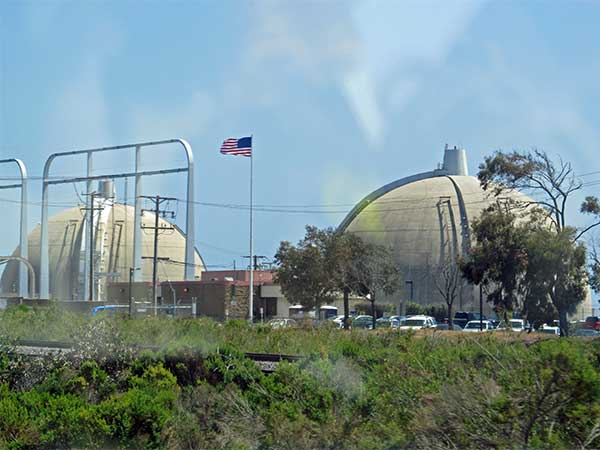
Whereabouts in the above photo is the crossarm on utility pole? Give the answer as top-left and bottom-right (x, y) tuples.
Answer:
(140, 195), (176, 316)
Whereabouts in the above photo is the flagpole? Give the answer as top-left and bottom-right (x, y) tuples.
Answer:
(249, 135), (254, 323)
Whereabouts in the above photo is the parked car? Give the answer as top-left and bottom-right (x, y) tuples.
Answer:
(330, 315), (345, 326)
(489, 318), (501, 329)
(453, 311), (486, 329)
(584, 316), (600, 331)
(375, 317), (400, 329)
(389, 315), (406, 323)
(493, 319), (526, 332)
(508, 319), (529, 332)
(436, 323), (463, 331)
(399, 315), (437, 331)
(351, 315), (374, 330)
(463, 320), (494, 332)
(574, 328), (600, 337)
(268, 318), (297, 329)
(538, 324), (560, 335)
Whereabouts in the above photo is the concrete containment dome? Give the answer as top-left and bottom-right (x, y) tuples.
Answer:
(1, 199), (205, 301)
(339, 146), (533, 312)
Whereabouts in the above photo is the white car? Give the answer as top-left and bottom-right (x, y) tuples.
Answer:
(463, 320), (494, 332)
(495, 319), (529, 332)
(331, 314), (349, 323)
(330, 315), (351, 328)
(508, 319), (528, 332)
(539, 325), (560, 335)
(268, 318), (297, 329)
(399, 315), (437, 331)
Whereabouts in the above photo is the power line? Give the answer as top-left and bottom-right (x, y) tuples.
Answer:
(577, 170), (600, 178)
(195, 240), (244, 256)
(0, 175), (599, 216)
(0, 192), (596, 216)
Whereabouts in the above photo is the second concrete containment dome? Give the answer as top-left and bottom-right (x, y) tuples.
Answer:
(339, 146), (532, 312)
(0, 180), (205, 301)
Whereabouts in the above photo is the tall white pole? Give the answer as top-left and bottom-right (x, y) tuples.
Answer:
(133, 146), (142, 282)
(249, 137), (254, 323)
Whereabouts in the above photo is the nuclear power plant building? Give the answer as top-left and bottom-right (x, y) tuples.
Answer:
(339, 146), (593, 317)
(0, 180), (205, 301)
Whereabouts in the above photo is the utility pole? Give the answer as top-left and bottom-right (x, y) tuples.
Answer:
(81, 192), (104, 301)
(244, 255), (267, 271)
(243, 254), (267, 320)
(141, 195), (175, 316)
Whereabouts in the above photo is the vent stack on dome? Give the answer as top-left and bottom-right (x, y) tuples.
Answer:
(98, 180), (115, 199)
(442, 145), (468, 176)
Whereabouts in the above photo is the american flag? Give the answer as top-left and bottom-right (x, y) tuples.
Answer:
(220, 136), (252, 157)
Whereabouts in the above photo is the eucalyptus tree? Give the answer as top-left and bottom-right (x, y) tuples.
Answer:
(475, 150), (598, 334)
(460, 204), (529, 324)
(478, 149), (600, 238)
(523, 226), (587, 335)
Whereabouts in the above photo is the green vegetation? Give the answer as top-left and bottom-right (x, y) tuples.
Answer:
(1, 306), (600, 449)
(472, 149), (600, 335)
(461, 202), (588, 335)
(274, 225), (399, 327)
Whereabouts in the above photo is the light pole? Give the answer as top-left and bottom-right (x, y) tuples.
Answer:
(405, 280), (413, 315)
(128, 267), (140, 319)
(479, 283), (483, 331)
(366, 293), (376, 329)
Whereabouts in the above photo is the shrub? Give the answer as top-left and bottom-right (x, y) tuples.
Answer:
(203, 346), (264, 388)
(1, 312), (600, 448)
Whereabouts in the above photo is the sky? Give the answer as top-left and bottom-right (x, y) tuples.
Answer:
(1, 0), (600, 302)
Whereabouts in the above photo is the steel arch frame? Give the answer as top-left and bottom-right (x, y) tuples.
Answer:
(0, 159), (29, 297)
(40, 139), (195, 300)
(0, 256), (36, 298)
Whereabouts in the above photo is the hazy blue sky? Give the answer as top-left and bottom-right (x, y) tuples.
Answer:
(1, 1), (600, 287)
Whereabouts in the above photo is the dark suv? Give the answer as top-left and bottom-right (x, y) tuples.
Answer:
(454, 311), (487, 329)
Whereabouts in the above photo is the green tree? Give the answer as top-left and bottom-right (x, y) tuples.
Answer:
(477, 150), (597, 333)
(460, 204), (529, 323)
(274, 226), (399, 328)
(336, 235), (400, 329)
(588, 233), (600, 295)
(478, 150), (600, 237)
(274, 226), (338, 312)
(326, 231), (362, 329)
(430, 249), (462, 329)
(524, 227), (588, 335)
(461, 206), (588, 335)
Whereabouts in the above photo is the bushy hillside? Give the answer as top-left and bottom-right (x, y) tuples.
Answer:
(1, 305), (599, 449)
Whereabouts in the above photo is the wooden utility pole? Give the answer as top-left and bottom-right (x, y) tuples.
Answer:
(141, 195), (175, 315)
(243, 254), (267, 271)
